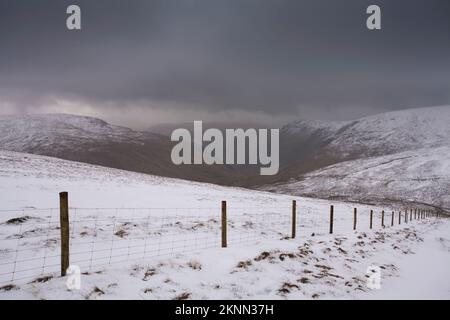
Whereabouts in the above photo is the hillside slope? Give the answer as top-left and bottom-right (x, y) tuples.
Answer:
(261, 146), (450, 210)
(0, 114), (241, 185)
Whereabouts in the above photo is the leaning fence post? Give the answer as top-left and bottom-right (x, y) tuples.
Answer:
(221, 201), (227, 248)
(59, 192), (70, 277)
(291, 200), (296, 239)
(369, 210), (373, 229)
(391, 211), (394, 227)
(353, 208), (357, 231)
(329, 205), (334, 234)
(381, 210), (385, 228)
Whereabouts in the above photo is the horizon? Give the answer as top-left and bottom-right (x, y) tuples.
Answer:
(0, 104), (448, 130)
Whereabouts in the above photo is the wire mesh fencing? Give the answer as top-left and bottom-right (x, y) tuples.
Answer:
(0, 208), (61, 285)
(68, 207), (220, 271)
(0, 200), (442, 286)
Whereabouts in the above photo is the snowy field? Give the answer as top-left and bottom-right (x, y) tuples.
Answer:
(0, 150), (448, 299)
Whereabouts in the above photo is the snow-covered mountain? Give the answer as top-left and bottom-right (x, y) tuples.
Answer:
(0, 113), (162, 153)
(283, 106), (450, 158)
(261, 106), (450, 208)
(0, 113), (240, 185)
(261, 145), (450, 210)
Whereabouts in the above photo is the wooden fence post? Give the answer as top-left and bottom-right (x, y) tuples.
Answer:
(59, 192), (70, 277)
(398, 211), (401, 225)
(353, 208), (357, 231)
(410, 209), (412, 221)
(221, 200), (227, 248)
(391, 211), (394, 227)
(369, 210), (373, 229)
(405, 209), (408, 223)
(291, 200), (296, 239)
(381, 210), (385, 228)
(329, 205), (334, 234)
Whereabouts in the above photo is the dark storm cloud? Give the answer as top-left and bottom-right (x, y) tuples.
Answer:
(0, 0), (449, 123)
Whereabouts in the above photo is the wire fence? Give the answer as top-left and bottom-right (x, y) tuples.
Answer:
(0, 200), (444, 286)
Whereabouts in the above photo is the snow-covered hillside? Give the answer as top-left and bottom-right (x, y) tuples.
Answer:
(0, 151), (448, 300)
(262, 146), (450, 210)
(0, 149), (296, 210)
(0, 114), (151, 151)
(0, 113), (243, 185)
(282, 106), (450, 157)
(261, 106), (450, 206)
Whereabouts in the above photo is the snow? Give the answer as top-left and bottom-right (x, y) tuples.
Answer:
(0, 150), (448, 299)
(328, 106), (450, 154)
(282, 106), (450, 155)
(282, 119), (350, 137)
(0, 113), (156, 152)
(262, 146), (450, 209)
(364, 221), (450, 299)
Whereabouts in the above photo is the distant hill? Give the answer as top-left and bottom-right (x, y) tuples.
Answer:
(0, 113), (241, 184)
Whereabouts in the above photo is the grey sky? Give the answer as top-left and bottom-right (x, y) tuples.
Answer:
(0, 0), (449, 128)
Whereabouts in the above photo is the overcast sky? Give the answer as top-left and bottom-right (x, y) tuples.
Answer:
(0, 0), (449, 128)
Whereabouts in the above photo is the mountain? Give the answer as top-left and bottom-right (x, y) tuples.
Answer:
(260, 106), (450, 208)
(261, 145), (450, 209)
(0, 113), (241, 184)
(282, 106), (450, 160)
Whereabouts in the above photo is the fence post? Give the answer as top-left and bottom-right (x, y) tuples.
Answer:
(381, 210), (385, 228)
(221, 200), (227, 248)
(59, 192), (70, 277)
(353, 208), (357, 231)
(291, 200), (296, 239)
(369, 210), (373, 229)
(410, 209), (412, 221)
(391, 211), (394, 227)
(398, 211), (401, 225)
(329, 205), (334, 234)
(405, 209), (408, 223)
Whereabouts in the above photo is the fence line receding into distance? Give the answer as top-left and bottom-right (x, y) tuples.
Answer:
(0, 192), (446, 286)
